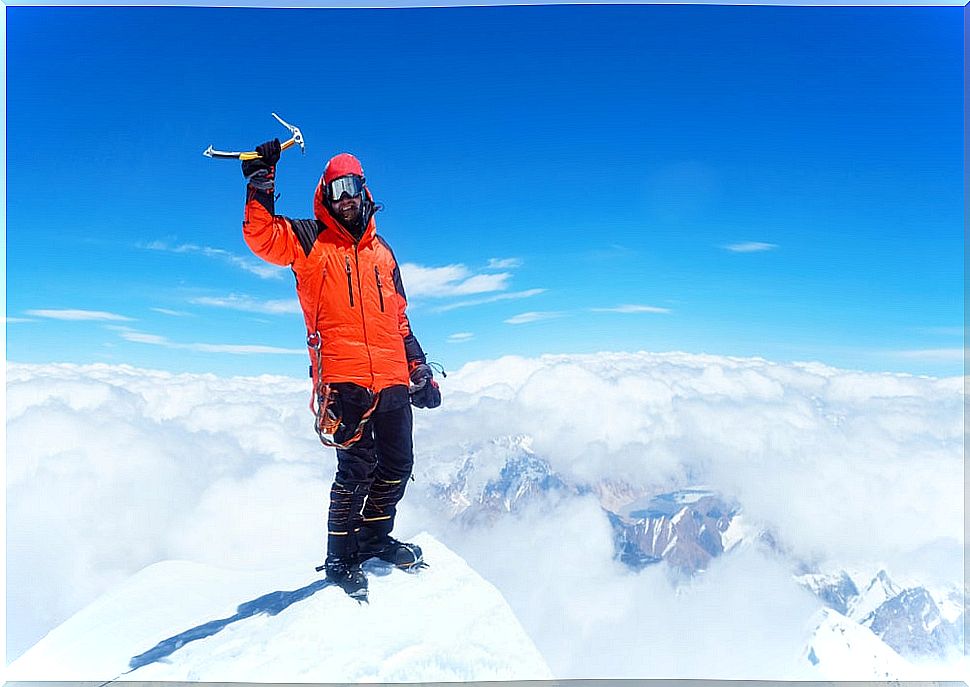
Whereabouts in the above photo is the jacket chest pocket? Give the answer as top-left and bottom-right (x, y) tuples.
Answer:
(344, 255), (355, 307)
(373, 266), (386, 312)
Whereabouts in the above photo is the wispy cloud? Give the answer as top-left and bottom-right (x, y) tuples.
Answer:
(6, 317), (35, 324)
(451, 273), (513, 295)
(151, 308), (194, 318)
(504, 311), (566, 325)
(400, 263), (513, 298)
(190, 295), (301, 316)
(26, 309), (133, 322)
(892, 348), (964, 362)
(143, 241), (286, 280)
(117, 329), (304, 355)
(915, 326), (963, 338)
(120, 331), (169, 346)
(447, 332), (475, 343)
(590, 304), (671, 314)
(487, 257), (523, 270)
(723, 242), (778, 253)
(434, 289), (547, 313)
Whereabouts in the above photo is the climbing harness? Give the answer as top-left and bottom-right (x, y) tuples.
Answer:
(307, 331), (380, 450)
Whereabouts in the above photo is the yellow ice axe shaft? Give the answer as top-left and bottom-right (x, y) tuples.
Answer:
(236, 136), (301, 161)
(203, 112), (305, 160)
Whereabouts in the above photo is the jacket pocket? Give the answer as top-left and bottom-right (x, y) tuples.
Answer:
(344, 255), (355, 307)
(374, 267), (385, 312)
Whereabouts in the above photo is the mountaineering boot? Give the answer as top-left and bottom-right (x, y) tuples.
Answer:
(358, 532), (424, 570)
(322, 556), (368, 601)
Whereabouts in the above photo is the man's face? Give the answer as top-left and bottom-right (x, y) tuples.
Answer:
(331, 192), (363, 224)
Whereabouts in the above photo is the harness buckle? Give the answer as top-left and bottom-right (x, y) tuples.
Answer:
(306, 331), (322, 350)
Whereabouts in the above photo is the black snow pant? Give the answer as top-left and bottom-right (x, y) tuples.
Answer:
(326, 383), (414, 561)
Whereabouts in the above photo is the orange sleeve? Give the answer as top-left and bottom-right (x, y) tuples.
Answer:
(242, 189), (301, 267)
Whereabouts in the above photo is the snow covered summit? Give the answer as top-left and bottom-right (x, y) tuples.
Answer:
(6, 533), (552, 683)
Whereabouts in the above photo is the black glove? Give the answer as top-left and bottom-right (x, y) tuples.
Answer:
(409, 363), (441, 409)
(241, 138), (282, 190)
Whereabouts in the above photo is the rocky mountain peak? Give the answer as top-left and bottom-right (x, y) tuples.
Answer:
(609, 489), (739, 573)
(865, 586), (958, 659)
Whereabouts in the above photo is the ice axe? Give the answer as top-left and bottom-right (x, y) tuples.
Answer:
(202, 112), (305, 160)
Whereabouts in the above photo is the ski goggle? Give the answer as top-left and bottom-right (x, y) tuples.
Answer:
(328, 175), (365, 201)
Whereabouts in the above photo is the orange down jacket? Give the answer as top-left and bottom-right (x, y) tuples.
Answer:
(242, 179), (424, 392)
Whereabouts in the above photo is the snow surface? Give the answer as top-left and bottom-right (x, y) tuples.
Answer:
(805, 607), (970, 681)
(806, 608), (915, 679)
(848, 570), (903, 622)
(5, 533), (552, 683)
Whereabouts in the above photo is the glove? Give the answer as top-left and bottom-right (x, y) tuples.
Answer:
(409, 363), (441, 409)
(241, 138), (282, 190)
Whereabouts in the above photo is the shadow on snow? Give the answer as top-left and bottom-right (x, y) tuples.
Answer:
(127, 560), (397, 672)
(127, 577), (334, 671)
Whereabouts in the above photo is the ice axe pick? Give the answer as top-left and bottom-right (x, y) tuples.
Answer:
(202, 113), (305, 160)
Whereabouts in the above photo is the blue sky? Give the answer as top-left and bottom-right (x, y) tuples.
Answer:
(5, 4), (963, 378)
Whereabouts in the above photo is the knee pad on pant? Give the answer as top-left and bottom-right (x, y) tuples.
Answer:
(328, 480), (368, 532)
(361, 475), (409, 527)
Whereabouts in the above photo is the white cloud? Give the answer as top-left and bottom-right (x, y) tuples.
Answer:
(434, 288), (547, 313)
(450, 273), (513, 295)
(121, 331), (170, 346)
(447, 332), (475, 343)
(400, 263), (513, 298)
(189, 343), (305, 355)
(724, 242), (778, 253)
(7, 317), (35, 323)
(590, 304), (671, 314)
(190, 295), (301, 315)
(118, 329), (304, 355)
(26, 309), (133, 322)
(487, 257), (523, 270)
(504, 311), (565, 325)
(143, 241), (286, 280)
(398, 263), (470, 297)
(151, 308), (194, 318)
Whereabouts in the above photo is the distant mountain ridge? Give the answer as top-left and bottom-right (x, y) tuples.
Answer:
(422, 435), (967, 672)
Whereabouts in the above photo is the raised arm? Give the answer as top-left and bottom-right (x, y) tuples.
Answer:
(241, 139), (301, 266)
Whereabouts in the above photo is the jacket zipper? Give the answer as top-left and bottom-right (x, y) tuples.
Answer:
(353, 247), (377, 390)
(344, 255), (355, 307)
(374, 267), (385, 312)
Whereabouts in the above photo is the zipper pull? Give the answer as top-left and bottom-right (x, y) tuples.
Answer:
(374, 266), (386, 312)
(344, 255), (355, 307)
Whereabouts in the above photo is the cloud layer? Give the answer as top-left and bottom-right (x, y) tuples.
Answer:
(426, 353), (963, 564)
(6, 353), (964, 676)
